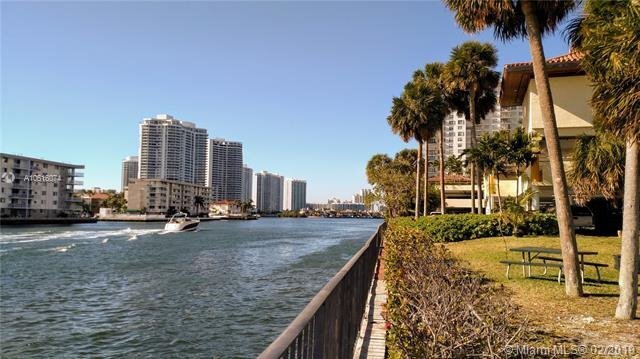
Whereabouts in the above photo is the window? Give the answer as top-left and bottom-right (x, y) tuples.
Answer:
(42, 191), (46, 195)
(458, 143), (463, 147)
(457, 126), (462, 130)
(53, 192), (57, 196)
(458, 138), (463, 142)
(458, 120), (464, 124)
(53, 201), (57, 205)
(458, 132), (464, 136)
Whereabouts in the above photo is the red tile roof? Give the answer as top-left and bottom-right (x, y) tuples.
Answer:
(501, 51), (585, 106)
(504, 51), (584, 69)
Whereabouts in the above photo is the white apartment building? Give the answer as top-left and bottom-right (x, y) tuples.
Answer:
(206, 138), (243, 201)
(282, 178), (307, 211)
(138, 114), (208, 186)
(121, 155), (139, 192)
(1, 153), (84, 218)
(442, 105), (523, 160)
(241, 165), (253, 203)
(252, 171), (283, 213)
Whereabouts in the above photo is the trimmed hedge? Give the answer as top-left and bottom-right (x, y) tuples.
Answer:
(390, 213), (558, 242)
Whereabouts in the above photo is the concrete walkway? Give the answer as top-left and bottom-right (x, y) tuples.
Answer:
(353, 266), (387, 358)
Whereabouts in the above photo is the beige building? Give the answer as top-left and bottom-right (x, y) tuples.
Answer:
(126, 178), (211, 215)
(209, 200), (243, 217)
(499, 51), (592, 210)
(1, 153), (84, 218)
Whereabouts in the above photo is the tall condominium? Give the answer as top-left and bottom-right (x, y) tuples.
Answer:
(138, 114), (208, 185)
(252, 171), (283, 213)
(241, 165), (253, 202)
(121, 155), (139, 192)
(206, 138), (243, 201)
(442, 105), (523, 160)
(282, 178), (307, 211)
(1, 153), (84, 218)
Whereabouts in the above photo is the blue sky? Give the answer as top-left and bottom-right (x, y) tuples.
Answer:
(1, 1), (574, 202)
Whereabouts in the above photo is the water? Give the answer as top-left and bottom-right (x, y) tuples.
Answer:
(0, 218), (382, 358)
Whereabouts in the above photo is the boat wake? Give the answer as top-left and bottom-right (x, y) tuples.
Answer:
(0, 228), (162, 244)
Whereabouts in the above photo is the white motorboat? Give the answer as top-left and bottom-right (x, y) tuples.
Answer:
(164, 212), (200, 232)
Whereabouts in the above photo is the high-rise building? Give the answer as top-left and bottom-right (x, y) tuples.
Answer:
(121, 156), (139, 192)
(138, 114), (208, 185)
(206, 138), (243, 201)
(442, 105), (523, 161)
(241, 165), (253, 202)
(1, 153), (84, 218)
(282, 178), (307, 211)
(252, 171), (283, 213)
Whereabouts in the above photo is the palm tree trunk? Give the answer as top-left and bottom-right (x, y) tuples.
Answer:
(424, 139), (429, 216)
(469, 92), (482, 213)
(415, 140), (421, 219)
(515, 166), (520, 204)
(615, 139), (640, 319)
(470, 164), (476, 213)
(496, 172), (502, 213)
(439, 126), (446, 214)
(468, 100), (476, 214)
(522, 0), (583, 297)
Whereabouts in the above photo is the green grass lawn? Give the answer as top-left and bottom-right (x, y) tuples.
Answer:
(446, 235), (640, 352)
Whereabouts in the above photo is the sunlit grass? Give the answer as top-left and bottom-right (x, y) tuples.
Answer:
(446, 235), (640, 350)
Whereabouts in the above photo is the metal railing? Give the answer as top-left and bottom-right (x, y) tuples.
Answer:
(258, 222), (385, 359)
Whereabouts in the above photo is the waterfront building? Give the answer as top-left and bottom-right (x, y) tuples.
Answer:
(126, 178), (211, 215)
(241, 165), (253, 203)
(499, 51), (592, 211)
(81, 192), (110, 216)
(0, 153), (84, 218)
(209, 200), (244, 217)
(138, 114), (208, 186)
(206, 138), (243, 201)
(252, 171), (283, 213)
(121, 155), (139, 192)
(282, 178), (307, 211)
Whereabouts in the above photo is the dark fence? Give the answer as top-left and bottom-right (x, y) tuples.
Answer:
(258, 223), (386, 359)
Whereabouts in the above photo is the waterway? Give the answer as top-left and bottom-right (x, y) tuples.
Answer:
(0, 218), (382, 358)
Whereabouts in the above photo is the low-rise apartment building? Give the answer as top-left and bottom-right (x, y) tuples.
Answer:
(0, 153), (84, 218)
(126, 178), (211, 215)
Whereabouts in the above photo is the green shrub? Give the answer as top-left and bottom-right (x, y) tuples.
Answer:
(384, 222), (523, 357)
(390, 212), (558, 242)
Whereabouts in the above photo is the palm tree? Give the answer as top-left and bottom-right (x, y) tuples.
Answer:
(388, 74), (447, 217)
(508, 128), (536, 203)
(463, 132), (509, 213)
(444, 41), (500, 214)
(443, 0), (583, 297)
(193, 195), (206, 216)
(413, 63), (450, 214)
(567, 0), (639, 318)
(568, 134), (625, 206)
(388, 94), (423, 219)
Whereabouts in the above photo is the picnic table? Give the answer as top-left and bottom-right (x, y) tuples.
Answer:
(501, 246), (607, 283)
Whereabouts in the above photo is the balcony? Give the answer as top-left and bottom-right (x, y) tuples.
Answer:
(65, 197), (83, 203)
(67, 180), (83, 186)
(8, 203), (30, 209)
(71, 171), (84, 177)
(9, 193), (29, 199)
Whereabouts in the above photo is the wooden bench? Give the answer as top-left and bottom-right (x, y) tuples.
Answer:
(499, 260), (564, 283)
(537, 256), (609, 282)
